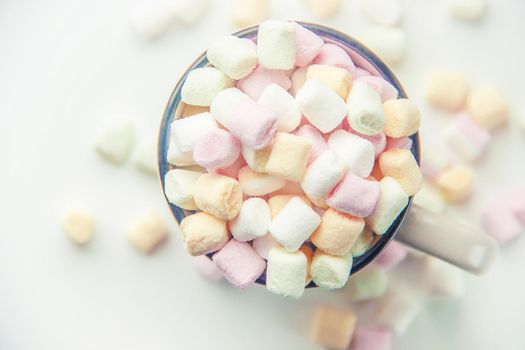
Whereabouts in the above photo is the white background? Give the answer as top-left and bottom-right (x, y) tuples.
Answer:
(1, 0), (525, 349)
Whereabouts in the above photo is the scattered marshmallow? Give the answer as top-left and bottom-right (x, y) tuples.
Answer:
(242, 144), (272, 172)
(413, 183), (446, 214)
(265, 132), (313, 182)
(351, 226), (376, 257)
(127, 211), (169, 254)
(445, 113), (491, 162)
(361, 0), (402, 26)
(506, 188), (525, 224)
(191, 256), (223, 281)
(373, 241), (408, 270)
(167, 139), (196, 166)
(366, 177), (409, 235)
(268, 194), (311, 218)
(310, 250), (353, 289)
(347, 82), (385, 136)
(293, 124), (328, 164)
(210, 88), (250, 127)
(311, 305), (357, 350)
(229, 198), (271, 241)
(228, 98), (277, 149)
(448, 0), (488, 22)
(180, 212), (229, 255)
(129, 1), (176, 40)
(383, 98), (421, 138)
(170, 112), (218, 152)
(327, 172), (381, 217)
(238, 166), (286, 196)
(267, 247), (307, 298)
(231, 0), (268, 28)
(294, 23), (324, 67)
(346, 266), (387, 302)
(193, 174), (243, 220)
(351, 327), (392, 350)
(327, 130), (375, 177)
(421, 256), (466, 298)
(379, 149), (423, 195)
(312, 43), (356, 74)
(482, 201), (523, 243)
(164, 169), (204, 210)
(362, 26), (406, 64)
(62, 210), (94, 245)
(354, 76), (398, 102)
(170, 0), (209, 26)
(375, 289), (422, 335)
(207, 35), (258, 79)
(306, 64), (352, 99)
(253, 233), (281, 259)
(133, 138), (157, 174)
(466, 85), (509, 130)
(301, 150), (346, 198)
(258, 84), (302, 132)
(291, 67), (307, 96)
(436, 165), (474, 203)
(420, 144), (451, 181)
(94, 119), (136, 164)
(425, 69), (469, 111)
(237, 66), (292, 100)
(181, 67), (233, 106)
(257, 20), (296, 70)
(193, 129), (241, 169)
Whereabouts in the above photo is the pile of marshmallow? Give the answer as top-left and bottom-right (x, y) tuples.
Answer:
(164, 20), (422, 298)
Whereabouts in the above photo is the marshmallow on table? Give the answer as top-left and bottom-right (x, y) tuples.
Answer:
(253, 233), (281, 259)
(242, 144), (272, 172)
(191, 255), (223, 281)
(327, 172), (380, 217)
(311, 305), (357, 350)
(229, 198), (271, 241)
(306, 64), (352, 99)
(435, 165), (474, 203)
(269, 197), (321, 251)
(448, 0), (488, 22)
(383, 98), (421, 138)
(170, 112), (218, 152)
(293, 124), (328, 164)
(311, 250), (353, 289)
(296, 79), (348, 133)
(258, 84), (302, 132)
(420, 144), (451, 181)
(133, 138), (157, 175)
(327, 130), (375, 177)
(228, 98), (277, 149)
(347, 82), (385, 136)
(312, 43), (356, 74)
(361, 0), (402, 26)
(212, 239), (266, 289)
(385, 136), (412, 151)
(466, 85), (509, 130)
(238, 166), (286, 196)
(346, 126), (387, 159)
(375, 289), (422, 335)
(62, 210), (94, 245)
(265, 132), (312, 182)
(346, 265), (387, 302)
(193, 173), (243, 220)
(266, 247), (307, 298)
(170, 0), (208, 26)
(164, 169), (204, 210)
(351, 327), (392, 350)
(354, 76), (398, 102)
(421, 256), (465, 298)
(127, 211), (168, 254)
(301, 150), (346, 198)
(206, 35), (257, 80)
(354, 67), (371, 78)
(294, 23), (324, 67)
(291, 67), (307, 96)
(425, 69), (469, 111)
(413, 183), (446, 214)
(94, 119), (136, 164)
(351, 226), (376, 257)
(129, 0), (176, 40)
(362, 26), (406, 64)
(300, 244), (314, 285)
(268, 194), (311, 218)
(216, 154), (246, 178)
(237, 66), (292, 100)
(507, 188), (525, 224)
(373, 241), (408, 270)
(167, 139), (195, 166)
(379, 149), (422, 196)
(181, 67), (233, 107)
(231, 0), (268, 28)
(193, 129), (241, 169)
(366, 177), (409, 235)
(311, 208), (365, 256)
(445, 113), (491, 163)
(180, 212), (230, 255)
(257, 20), (296, 70)
(482, 201), (523, 243)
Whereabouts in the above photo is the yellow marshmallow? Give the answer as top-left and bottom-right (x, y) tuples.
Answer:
(238, 166), (286, 196)
(425, 69), (468, 111)
(311, 305), (357, 350)
(180, 212), (230, 256)
(311, 209), (365, 256)
(379, 149), (422, 196)
(265, 132), (313, 182)
(193, 174), (243, 220)
(127, 211), (169, 254)
(436, 165), (474, 203)
(242, 144), (272, 173)
(466, 85), (509, 130)
(62, 210), (94, 245)
(383, 98), (421, 137)
(268, 194), (312, 218)
(306, 64), (352, 99)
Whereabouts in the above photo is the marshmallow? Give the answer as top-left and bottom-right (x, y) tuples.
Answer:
(229, 198), (271, 241)
(306, 64), (352, 99)
(212, 240), (266, 289)
(265, 132), (312, 182)
(170, 0), (208, 26)
(181, 67), (233, 106)
(506, 188), (525, 224)
(228, 98), (277, 149)
(191, 255), (223, 281)
(466, 85), (509, 130)
(167, 139), (196, 166)
(420, 144), (451, 181)
(94, 119), (136, 164)
(193, 174), (243, 220)
(354, 76), (398, 102)
(327, 130), (375, 177)
(294, 23), (324, 67)
(170, 112), (218, 152)
(351, 327), (392, 350)
(300, 244), (314, 284)
(445, 113), (491, 162)
(346, 126), (387, 159)
(258, 84), (302, 132)
(435, 165), (474, 203)
(312, 43), (356, 74)
(327, 172), (380, 217)
(383, 98), (421, 137)
(266, 247), (307, 298)
(296, 79), (348, 133)
(231, 0), (268, 28)
(242, 144), (272, 172)
(210, 88), (250, 127)
(379, 149), (422, 195)
(347, 82), (385, 136)
(216, 154), (246, 178)
(291, 67), (307, 96)
(366, 177), (409, 235)
(346, 265), (387, 302)
(385, 136), (412, 151)
(164, 169), (204, 210)
(293, 125), (328, 164)
(311, 306), (357, 350)
(373, 241), (408, 270)
(129, 1), (176, 40)
(361, 0), (402, 26)
(362, 26), (406, 64)
(413, 183), (446, 214)
(238, 166), (286, 196)
(311, 209), (365, 256)
(180, 212), (230, 255)
(127, 211), (168, 254)
(181, 104), (210, 118)
(301, 150), (346, 198)
(351, 226), (375, 257)
(62, 210), (94, 245)
(421, 256), (466, 298)
(206, 35), (258, 80)
(269, 197), (321, 251)
(482, 201), (523, 243)
(253, 233), (281, 259)
(193, 129), (241, 169)
(448, 0), (488, 22)
(375, 289), (422, 335)
(237, 66), (292, 100)
(310, 250), (353, 289)
(133, 138), (157, 175)
(425, 69), (469, 111)
(268, 194), (311, 218)
(354, 67), (372, 78)
(257, 20), (296, 70)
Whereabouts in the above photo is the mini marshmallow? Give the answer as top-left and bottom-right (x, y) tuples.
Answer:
(258, 84), (302, 132)
(242, 144), (272, 172)
(346, 127), (387, 159)
(385, 136), (412, 151)
(413, 183), (446, 214)
(482, 202), (523, 243)
(193, 129), (241, 169)
(257, 20), (296, 70)
(170, 0), (208, 26)
(373, 241), (408, 270)
(180, 212), (230, 255)
(133, 138), (157, 175)
(301, 150), (346, 198)
(425, 69), (469, 111)
(253, 233), (281, 259)
(170, 112), (218, 152)
(94, 119), (136, 164)
(379, 149), (422, 196)
(265, 132), (312, 182)
(445, 113), (491, 163)
(346, 265), (387, 302)
(181, 67), (233, 106)
(327, 172), (380, 217)
(210, 88), (250, 127)
(306, 64), (352, 99)
(167, 139), (196, 166)
(361, 0), (402, 26)
(129, 1), (176, 40)
(506, 188), (525, 224)
(351, 327), (392, 350)
(354, 67), (372, 78)
(300, 244), (314, 284)
(212, 240), (266, 289)
(231, 0), (268, 28)
(310, 250), (353, 289)
(268, 194), (311, 218)
(294, 23), (324, 67)
(238, 166), (286, 196)
(311, 306), (357, 350)
(362, 26), (406, 64)
(366, 177), (409, 235)
(216, 154), (246, 178)
(466, 85), (509, 130)
(375, 289), (422, 335)
(193, 174), (243, 220)
(127, 211), (168, 254)
(421, 256), (466, 298)
(347, 82), (385, 136)
(237, 66), (292, 100)
(206, 35), (258, 80)
(420, 144), (451, 181)
(62, 210), (94, 245)
(269, 197), (321, 251)
(383, 98), (421, 137)
(312, 43), (356, 74)
(327, 130), (375, 177)
(191, 255), (223, 282)
(266, 247), (307, 298)
(354, 76), (398, 102)
(311, 209), (365, 256)
(229, 98), (277, 149)
(293, 125), (328, 164)
(164, 169), (204, 210)
(296, 79), (348, 133)
(351, 227), (375, 257)
(291, 67), (307, 96)
(448, 0), (488, 22)
(229, 198), (271, 241)
(436, 165), (474, 203)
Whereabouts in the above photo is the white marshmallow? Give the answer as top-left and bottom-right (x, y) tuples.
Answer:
(420, 143), (451, 180)
(267, 247), (307, 298)
(62, 210), (94, 245)
(129, 0), (176, 40)
(210, 87), (250, 127)
(170, 112), (218, 152)
(241, 144), (272, 173)
(296, 79), (348, 133)
(127, 211), (169, 254)
(291, 67), (307, 96)
(361, 0), (402, 26)
(94, 119), (136, 164)
(238, 166), (286, 196)
(375, 289), (422, 335)
(362, 26), (406, 64)
(229, 198), (271, 242)
(257, 20), (296, 70)
(258, 84), (302, 132)
(181, 67), (233, 106)
(413, 184), (446, 214)
(164, 169), (204, 210)
(231, 0), (268, 28)
(269, 197), (321, 251)
(310, 250), (353, 289)
(421, 256), (466, 298)
(448, 0), (487, 22)
(351, 226), (375, 257)
(366, 177), (409, 235)
(346, 265), (388, 302)
(327, 130), (375, 178)
(170, 0), (209, 26)
(347, 82), (385, 136)
(253, 233), (281, 259)
(301, 150), (346, 198)
(133, 138), (157, 175)
(207, 36), (258, 80)
(167, 139), (196, 166)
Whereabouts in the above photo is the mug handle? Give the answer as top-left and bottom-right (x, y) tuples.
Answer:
(395, 205), (498, 275)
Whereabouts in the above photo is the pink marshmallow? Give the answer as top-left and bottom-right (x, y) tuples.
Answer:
(482, 201), (523, 244)
(346, 123), (387, 158)
(216, 154), (247, 178)
(294, 23), (324, 67)
(354, 76), (398, 102)
(237, 66), (292, 100)
(506, 187), (525, 224)
(193, 129), (241, 169)
(229, 99), (277, 149)
(191, 256), (223, 282)
(212, 240), (266, 289)
(351, 327), (392, 350)
(373, 241), (408, 270)
(386, 136), (413, 151)
(446, 113), (491, 163)
(313, 43), (356, 75)
(327, 172), (380, 217)
(293, 124), (328, 164)
(353, 67), (372, 78)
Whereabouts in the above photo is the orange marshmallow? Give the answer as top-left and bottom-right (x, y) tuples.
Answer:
(180, 212), (230, 256)
(379, 149), (422, 196)
(383, 98), (421, 137)
(436, 165), (474, 203)
(193, 174), (243, 220)
(466, 85), (509, 130)
(265, 132), (313, 182)
(311, 306), (357, 350)
(311, 209), (365, 256)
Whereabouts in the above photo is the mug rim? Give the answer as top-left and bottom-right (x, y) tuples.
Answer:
(157, 22), (420, 287)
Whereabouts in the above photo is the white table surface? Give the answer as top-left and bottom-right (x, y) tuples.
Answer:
(1, 0), (525, 349)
